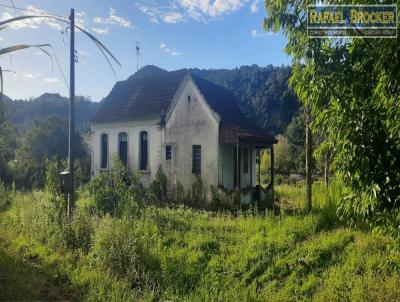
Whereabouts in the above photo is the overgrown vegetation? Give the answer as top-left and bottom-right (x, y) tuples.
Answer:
(1, 174), (399, 301)
(264, 0), (400, 230)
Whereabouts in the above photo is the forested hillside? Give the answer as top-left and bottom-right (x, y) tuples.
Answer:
(4, 65), (299, 135)
(4, 93), (99, 133)
(190, 65), (299, 134)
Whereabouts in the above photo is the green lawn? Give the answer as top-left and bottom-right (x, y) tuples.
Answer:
(0, 183), (399, 301)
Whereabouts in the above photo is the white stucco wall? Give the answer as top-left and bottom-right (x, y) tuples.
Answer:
(91, 76), (262, 195)
(91, 117), (162, 187)
(91, 76), (220, 191)
(163, 77), (220, 192)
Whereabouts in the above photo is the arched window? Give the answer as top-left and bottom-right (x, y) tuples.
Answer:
(118, 132), (128, 166)
(100, 133), (108, 169)
(139, 131), (148, 171)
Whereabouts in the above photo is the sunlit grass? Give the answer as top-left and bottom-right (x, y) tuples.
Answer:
(1, 182), (399, 301)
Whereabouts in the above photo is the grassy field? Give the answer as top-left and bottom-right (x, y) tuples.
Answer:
(1, 181), (400, 301)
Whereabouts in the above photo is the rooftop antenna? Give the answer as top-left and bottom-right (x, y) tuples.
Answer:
(136, 41), (140, 72)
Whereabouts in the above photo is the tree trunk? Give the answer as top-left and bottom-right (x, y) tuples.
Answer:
(305, 109), (313, 213)
(324, 151), (329, 188)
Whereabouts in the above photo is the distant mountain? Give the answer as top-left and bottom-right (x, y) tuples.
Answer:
(4, 93), (99, 133)
(188, 65), (299, 134)
(129, 65), (168, 79)
(4, 64), (299, 135)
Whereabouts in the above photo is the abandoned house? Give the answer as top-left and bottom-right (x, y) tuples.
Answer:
(91, 67), (277, 202)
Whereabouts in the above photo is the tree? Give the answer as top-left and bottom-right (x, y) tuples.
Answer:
(0, 121), (18, 181)
(264, 1), (400, 228)
(16, 115), (88, 188)
(285, 109), (305, 173)
(305, 109), (312, 213)
(190, 65), (300, 134)
(274, 134), (293, 174)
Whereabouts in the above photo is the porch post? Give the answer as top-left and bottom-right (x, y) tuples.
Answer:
(270, 144), (274, 205)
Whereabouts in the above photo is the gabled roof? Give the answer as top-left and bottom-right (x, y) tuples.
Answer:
(91, 69), (277, 144)
(91, 70), (187, 123)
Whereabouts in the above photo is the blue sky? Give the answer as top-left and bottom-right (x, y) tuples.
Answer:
(0, 0), (289, 101)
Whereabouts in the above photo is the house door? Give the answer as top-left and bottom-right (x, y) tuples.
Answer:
(234, 147), (241, 188)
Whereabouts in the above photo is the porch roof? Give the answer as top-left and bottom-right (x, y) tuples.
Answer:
(219, 124), (278, 146)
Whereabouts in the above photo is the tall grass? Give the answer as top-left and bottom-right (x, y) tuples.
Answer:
(1, 182), (400, 301)
(276, 178), (342, 213)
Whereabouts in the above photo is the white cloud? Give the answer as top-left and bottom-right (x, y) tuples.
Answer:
(137, 0), (256, 23)
(91, 27), (109, 34)
(136, 4), (163, 24)
(44, 77), (59, 83)
(163, 12), (184, 23)
(77, 50), (91, 56)
(22, 72), (40, 79)
(179, 0), (244, 18)
(47, 21), (63, 30)
(0, 5), (81, 31)
(0, 37), (3, 41)
(93, 7), (132, 28)
(251, 29), (275, 37)
(75, 11), (88, 29)
(160, 43), (182, 56)
(250, 0), (259, 13)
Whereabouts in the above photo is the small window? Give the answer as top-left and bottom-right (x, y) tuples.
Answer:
(100, 133), (108, 169)
(188, 95), (191, 102)
(166, 145), (172, 160)
(139, 131), (148, 171)
(243, 148), (249, 174)
(192, 145), (201, 176)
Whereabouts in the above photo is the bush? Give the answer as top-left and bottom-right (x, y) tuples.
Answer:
(169, 182), (185, 205)
(190, 177), (206, 208)
(88, 157), (143, 216)
(209, 185), (223, 211)
(0, 180), (10, 211)
(147, 166), (168, 204)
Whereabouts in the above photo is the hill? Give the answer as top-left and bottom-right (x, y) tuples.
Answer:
(4, 93), (99, 133)
(3, 65), (299, 135)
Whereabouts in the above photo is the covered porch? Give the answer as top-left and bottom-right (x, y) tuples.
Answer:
(218, 124), (278, 208)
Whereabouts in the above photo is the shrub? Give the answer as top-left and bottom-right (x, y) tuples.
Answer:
(169, 182), (185, 205)
(0, 180), (10, 211)
(88, 157), (143, 216)
(209, 185), (223, 211)
(190, 177), (206, 208)
(147, 166), (168, 204)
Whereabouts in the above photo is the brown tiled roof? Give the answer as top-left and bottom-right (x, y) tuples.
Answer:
(92, 69), (276, 144)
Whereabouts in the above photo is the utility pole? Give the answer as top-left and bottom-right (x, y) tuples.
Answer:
(68, 8), (75, 218)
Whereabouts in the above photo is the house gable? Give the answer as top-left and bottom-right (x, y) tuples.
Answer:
(163, 77), (220, 191)
(165, 75), (220, 126)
